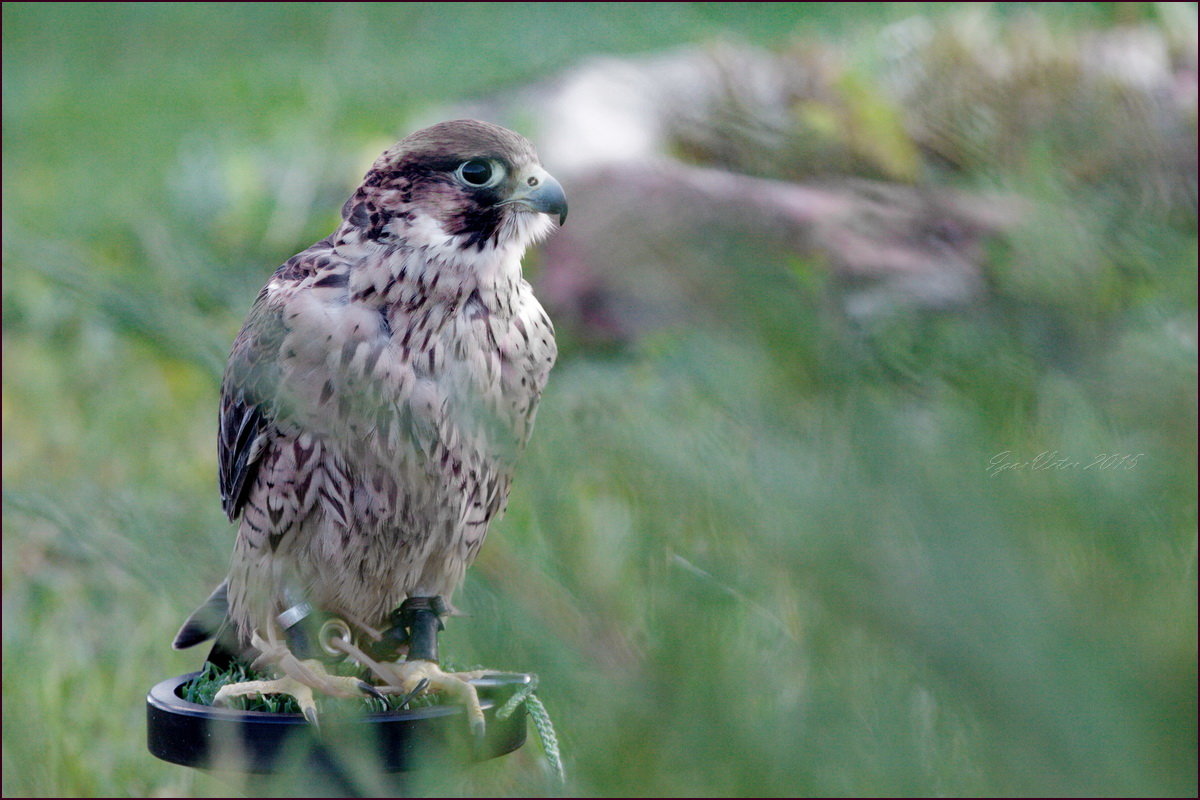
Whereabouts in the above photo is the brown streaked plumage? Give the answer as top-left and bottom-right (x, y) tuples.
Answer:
(174, 121), (565, 722)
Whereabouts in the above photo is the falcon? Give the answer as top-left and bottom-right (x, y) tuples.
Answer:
(173, 120), (565, 730)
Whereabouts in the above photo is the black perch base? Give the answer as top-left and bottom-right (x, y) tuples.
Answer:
(147, 671), (531, 775)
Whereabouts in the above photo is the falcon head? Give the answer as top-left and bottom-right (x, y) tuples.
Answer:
(340, 119), (567, 255)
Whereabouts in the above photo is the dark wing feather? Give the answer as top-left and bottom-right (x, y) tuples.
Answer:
(219, 395), (270, 519)
(218, 289), (288, 520)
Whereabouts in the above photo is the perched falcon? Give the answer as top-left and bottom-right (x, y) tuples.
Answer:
(173, 120), (565, 728)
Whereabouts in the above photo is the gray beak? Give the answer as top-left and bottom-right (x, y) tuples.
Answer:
(508, 171), (568, 225)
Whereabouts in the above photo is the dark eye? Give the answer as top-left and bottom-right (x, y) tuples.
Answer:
(456, 159), (501, 187)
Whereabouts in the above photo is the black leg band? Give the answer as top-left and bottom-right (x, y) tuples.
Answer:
(398, 596), (445, 664)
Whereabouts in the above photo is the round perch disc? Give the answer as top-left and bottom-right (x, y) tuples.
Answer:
(147, 671), (530, 774)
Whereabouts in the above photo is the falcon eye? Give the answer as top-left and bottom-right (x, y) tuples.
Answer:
(455, 159), (502, 188)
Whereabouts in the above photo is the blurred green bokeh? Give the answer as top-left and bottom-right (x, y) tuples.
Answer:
(3, 3), (1195, 797)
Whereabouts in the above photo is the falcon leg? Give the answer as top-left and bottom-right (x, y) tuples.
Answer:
(212, 631), (382, 726)
(363, 596), (493, 737)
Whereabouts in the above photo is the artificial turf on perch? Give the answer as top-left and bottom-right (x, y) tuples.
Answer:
(180, 660), (448, 714)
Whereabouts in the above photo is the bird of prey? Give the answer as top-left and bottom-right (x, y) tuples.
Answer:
(173, 120), (566, 729)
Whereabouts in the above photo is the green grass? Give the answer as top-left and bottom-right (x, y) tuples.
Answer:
(3, 3), (1196, 797)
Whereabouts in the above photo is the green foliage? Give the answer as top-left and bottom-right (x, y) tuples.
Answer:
(3, 3), (1195, 797)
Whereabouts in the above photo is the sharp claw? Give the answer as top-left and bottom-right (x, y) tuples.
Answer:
(358, 681), (386, 702)
(303, 705), (320, 728)
(398, 677), (430, 708)
(471, 716), (486, 743)
(211, 686), (236, 708)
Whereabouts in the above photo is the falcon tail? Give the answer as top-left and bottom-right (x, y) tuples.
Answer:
(172, 580), (230, 649)
(173, 580), (259, 669)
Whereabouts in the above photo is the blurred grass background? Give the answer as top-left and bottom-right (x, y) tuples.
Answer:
(2, 2), (1196, 796)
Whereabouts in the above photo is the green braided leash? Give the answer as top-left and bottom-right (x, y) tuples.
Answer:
(495, 675), (565, 785)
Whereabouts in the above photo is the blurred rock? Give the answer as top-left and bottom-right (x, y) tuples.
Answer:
(535, 164), (1015, 343)
(436, 12), (1196, 346)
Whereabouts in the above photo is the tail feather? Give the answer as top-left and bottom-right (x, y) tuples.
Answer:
(173, 580), (230, 649)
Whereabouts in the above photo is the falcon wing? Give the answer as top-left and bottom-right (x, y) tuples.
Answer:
(175, 284), (289, 653)
(175, 257), (328, 653)
(219, 249), (357, 543)
(218, 287), (286, 521)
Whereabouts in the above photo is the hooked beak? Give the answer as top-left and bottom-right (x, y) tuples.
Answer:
(504, 169), (568, 225)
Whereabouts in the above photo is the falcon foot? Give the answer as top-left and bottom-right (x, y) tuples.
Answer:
(212, 631), (382, 726)
(373, 659), (492, 738)
(360, 596), (494, 738)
